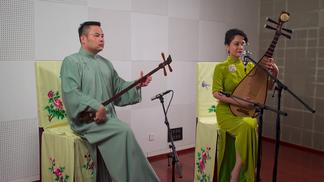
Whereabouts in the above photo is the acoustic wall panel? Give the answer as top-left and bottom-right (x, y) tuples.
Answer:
(0, 0), (34, 62)
(0, 118), (39, 182)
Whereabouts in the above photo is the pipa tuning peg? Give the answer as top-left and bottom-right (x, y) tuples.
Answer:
(282, 27), (292, 34)
(281, 32), (291, 39)
(264, 24), (276, 31)
(266, 17), (279, 25)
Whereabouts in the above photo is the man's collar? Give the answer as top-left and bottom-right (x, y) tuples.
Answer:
(79, 47), (97, 58)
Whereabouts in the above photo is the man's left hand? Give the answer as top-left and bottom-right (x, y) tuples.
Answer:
(137, 71), (152, 88)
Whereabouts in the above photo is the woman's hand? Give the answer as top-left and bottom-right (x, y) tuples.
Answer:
(262, 57), (279, 89)
(213, 91), (254, 109)
(262, 57), (279, 77)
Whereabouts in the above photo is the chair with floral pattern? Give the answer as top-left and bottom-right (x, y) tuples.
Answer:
(35, 61), (96, 182)
(194, 62), (219, 182)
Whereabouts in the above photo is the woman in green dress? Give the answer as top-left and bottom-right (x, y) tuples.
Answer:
(212, 29), (279, 182)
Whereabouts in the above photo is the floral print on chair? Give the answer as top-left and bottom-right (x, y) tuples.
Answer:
(45, 90), (66, 122)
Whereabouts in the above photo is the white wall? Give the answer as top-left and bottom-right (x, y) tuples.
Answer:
(0, 0), (259, 181)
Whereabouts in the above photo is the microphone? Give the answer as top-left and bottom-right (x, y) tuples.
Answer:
(151, 90), (172, 101)
(241, 45), (252, 73)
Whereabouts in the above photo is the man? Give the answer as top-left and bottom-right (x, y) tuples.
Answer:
(60, 21), (160, 182)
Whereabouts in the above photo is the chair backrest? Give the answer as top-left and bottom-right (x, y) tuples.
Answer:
(196, 62), (219, 123)
(35, 61), (69, 129)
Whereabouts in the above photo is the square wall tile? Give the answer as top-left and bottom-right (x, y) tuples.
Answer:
(0, 0), (34, 62)
(283, 110), (303, 128)
(200, 0), (259, 24)
(301, 130), (314, 148)
(199, 21), (229, 61)
(166, 61), (196, 105)
(287, 0), (319, 13)
(320, 10), (324, 27)
(169, 18), (199, 61)
(110, 60), (132, 81)
(115, 108), (132, 126)
(131, 13), (168, 61)
(168, 0), (200, 20)
(313, 132), (324, 151)
(131, 60), (168, 108)
(263, 120), (275, 139)
(281, 125), (292, 142)
(315, 99), (324, 116)
(131, 0), (168, 16)
(88, 0), (131, 11)
(88, 8), (131, 61)
(0, 61), (37, 121)
(130, 107), (169, 155)
(289, 127), (302, 145)
(303, 112), (315, 130)
(314, 114), (324, 132)
(288, 11), (319, 28)
(35, 1), (88, 60)
(200, 0), (224, 22)
(260, 0), (274, 17)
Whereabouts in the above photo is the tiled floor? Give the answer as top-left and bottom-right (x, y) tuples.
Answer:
(150, 140), (324, 182)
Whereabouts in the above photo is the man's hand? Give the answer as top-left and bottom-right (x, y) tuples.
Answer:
(94, 105), (107, 124)
(137, 71), (152, 88)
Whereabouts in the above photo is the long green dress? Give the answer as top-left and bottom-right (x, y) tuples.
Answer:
(212, 56), (258, 182)
(60, 48), (160, 182)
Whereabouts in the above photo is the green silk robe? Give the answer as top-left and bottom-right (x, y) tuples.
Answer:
(212, 56), (258, 182)
(60, 48), (160, 182)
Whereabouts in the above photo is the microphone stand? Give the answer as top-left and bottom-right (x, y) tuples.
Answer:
(221, 91), (287, 182)
(244, 55), (316, 182)
(157, 94), (182, 182)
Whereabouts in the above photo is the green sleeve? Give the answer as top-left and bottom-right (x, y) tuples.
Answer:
(212, 64), (224, 93)
(60, 57), (101, 119)
(246, 62), (255, 73)
(111, 68), (142, 106)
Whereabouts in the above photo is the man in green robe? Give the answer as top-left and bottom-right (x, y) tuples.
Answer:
(60, 21), (160, 182)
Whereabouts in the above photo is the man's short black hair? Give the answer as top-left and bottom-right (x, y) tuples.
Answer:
(224, 28), (248, 45)
(78, 21), (101, 38)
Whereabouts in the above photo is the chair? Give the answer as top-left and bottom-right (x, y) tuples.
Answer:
(35, 61), (96, 182)
(194, 62), (219, 182)
(194, 62), (236, 182)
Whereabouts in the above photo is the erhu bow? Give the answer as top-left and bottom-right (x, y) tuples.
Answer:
(230, 11), (292, 117)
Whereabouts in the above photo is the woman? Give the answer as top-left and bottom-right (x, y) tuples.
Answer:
(212, 29), (278, 182)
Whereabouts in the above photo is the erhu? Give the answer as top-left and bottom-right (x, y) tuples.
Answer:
(230, 11), (292, 117)
(77, 53), (173, 123)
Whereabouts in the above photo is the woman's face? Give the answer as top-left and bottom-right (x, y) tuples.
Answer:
(226, 35), (246, 59)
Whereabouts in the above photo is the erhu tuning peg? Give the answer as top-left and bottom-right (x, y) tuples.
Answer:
(167, 55), (173, 72)
(161, 52), (167, 76)
(161, 52), (166, 61)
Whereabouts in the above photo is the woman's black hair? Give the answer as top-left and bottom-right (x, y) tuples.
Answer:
(224, 28), (248, 45)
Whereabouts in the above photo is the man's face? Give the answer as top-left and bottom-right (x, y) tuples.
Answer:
(81, 25), (104, 54)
